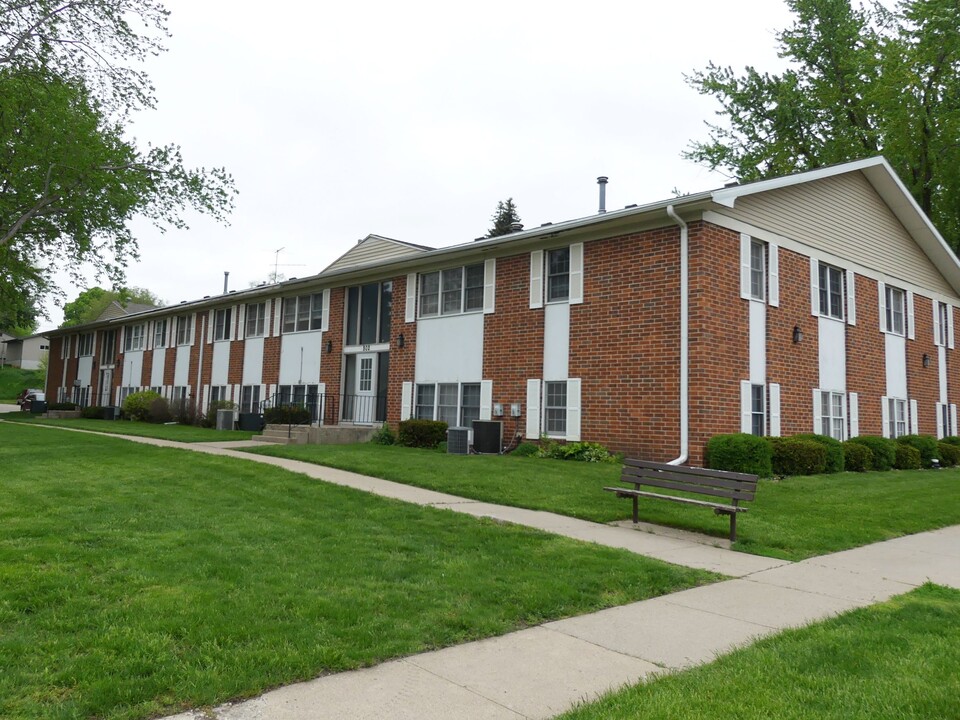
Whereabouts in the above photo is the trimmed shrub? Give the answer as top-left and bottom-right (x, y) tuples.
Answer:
(793, 433), (844, 473)
(769, 437), (828, 476)
(149, 397), (173, 424)
(511, 442), (539, 457)
(938, 442), (960, 467)
(48, 402), (77, 411)
(841, 440), (872, 472)
(704, 433), (772, 477)
(122, 390), (162, 422)
(940, 436), (960, 447)
(896, 434), (940, 467)
(894, 443), (921, 470)
(370, 424), (396, 445)
(81, 405), (104, 419)
(537, 440), (619, 463)
(264, 404), (310, 425)
(398, 419), (448, 448)
(847, 436), (897, 471)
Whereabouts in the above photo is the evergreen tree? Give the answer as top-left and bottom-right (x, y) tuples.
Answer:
(487, 198), (522, 238)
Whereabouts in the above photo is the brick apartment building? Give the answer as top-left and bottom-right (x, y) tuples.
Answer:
(44, 157), (960, 464)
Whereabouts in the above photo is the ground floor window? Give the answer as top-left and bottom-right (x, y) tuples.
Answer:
(415, 382), (481, 427)
(240, 385), (261, 414)
(544, 381), (567, 435)
(118, 386), (138, 404)
(277, 384), (320, 422)
(209, 385), (229, 404)
(751, 384), (765, 436)
(150, 386), (162, 395)
(821, 391), (846, 441)
(887, 397), (907, 438)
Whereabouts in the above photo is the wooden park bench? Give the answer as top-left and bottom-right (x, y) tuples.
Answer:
(603, 459), (758, 541)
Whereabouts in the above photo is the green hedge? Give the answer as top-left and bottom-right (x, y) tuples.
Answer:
(895, 443), (922, 470)
(938, 442), (960, 467)
(704, 433), (772, 477)
(122, 390), (162, 422)
(769, 437), (828, 476)
(847, 435), (897, 471)
(793, 433), (844, 473)
(81, 405), (105, 419)
(264, 405), (311, 425)
(47, 402), (77, 411)
(841, 440), (872, 472)
(397, 419), (448, 449)
(895, 434), (939, 467)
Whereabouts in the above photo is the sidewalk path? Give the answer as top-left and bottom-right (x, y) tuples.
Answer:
(7, 424), (960, 719)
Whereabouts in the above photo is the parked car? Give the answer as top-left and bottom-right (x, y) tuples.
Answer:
(16, 388), (43, 406)
(18, 389), (45, 411)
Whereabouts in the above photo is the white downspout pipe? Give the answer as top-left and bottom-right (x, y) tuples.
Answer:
(665, 205), (688, 466)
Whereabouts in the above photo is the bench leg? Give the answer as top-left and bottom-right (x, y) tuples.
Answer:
(729, 512), (737, 543)
(632, 495), (638, 524)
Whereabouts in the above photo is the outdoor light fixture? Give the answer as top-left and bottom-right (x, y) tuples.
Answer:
(923, 353), (930, 368)
(398, 333), (405, 348)
(792, 325), (803, 344)
(325, 340), (332, 354)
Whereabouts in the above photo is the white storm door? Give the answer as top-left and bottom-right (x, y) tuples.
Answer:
(355, 353), (377, 423)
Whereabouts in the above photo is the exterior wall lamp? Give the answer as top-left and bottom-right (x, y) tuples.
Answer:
(792, 325), (803, 344)
(398, 333), (405, 348)
(325, 340), (332, 354)
(923, 353), (930, 368)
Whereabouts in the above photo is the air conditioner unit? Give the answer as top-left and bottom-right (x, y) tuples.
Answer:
(447, 427), (470, 455)
(472, 420), (503, 454)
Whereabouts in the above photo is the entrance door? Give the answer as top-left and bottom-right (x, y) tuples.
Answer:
(99, 368), (113, 406)
(355, 353), (376, 423)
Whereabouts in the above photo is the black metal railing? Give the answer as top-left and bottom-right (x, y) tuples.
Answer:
(258, 392), (388, 427)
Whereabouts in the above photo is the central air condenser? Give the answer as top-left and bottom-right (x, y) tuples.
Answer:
(472, 420), (503, 454)
(447, 427), (470, 455)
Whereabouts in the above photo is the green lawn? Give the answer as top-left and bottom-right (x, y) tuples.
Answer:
(244, 443), (960, 560)
(1, 412), (256, 442)
(0, 365), (45, 403)
(0, 423), (718, 720)
(559, 584), (960, 720)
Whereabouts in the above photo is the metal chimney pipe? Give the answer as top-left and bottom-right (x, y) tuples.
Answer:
(597, 176), (608, 213)
(223, 271), (229, 294)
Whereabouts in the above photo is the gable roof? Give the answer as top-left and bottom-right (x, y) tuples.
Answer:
(95, 300), (160, 322)
(323, 234), (432, 273)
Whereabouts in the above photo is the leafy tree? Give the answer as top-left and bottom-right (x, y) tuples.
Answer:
(487, 198), (522, 238)
(0, 0), (235, 319)
(61, 286), (162, 327)
(685, 0), (960, 249)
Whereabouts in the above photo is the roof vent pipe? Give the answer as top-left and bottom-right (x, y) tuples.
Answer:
(597, 176), (608, 213)
(510, 221), (524, 232)
(223, 271), (230, 294)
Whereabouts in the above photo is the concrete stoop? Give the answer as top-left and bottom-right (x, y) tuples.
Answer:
(250, 424), (377, 445)
(251, 424), (310, 445)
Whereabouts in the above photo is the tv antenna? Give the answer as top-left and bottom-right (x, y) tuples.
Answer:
(272, 247), (305, 282)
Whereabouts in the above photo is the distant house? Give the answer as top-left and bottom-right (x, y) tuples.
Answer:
(4, 333), (50, 370)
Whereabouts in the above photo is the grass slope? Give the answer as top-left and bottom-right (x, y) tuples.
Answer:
(2, 413), (256, 442)
(245, 443), (960, 560)
(0, 423), (717, 720)
(559, 584), (960, 720)
(0, 365), (45, 403)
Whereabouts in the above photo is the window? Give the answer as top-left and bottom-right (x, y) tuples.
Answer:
(39, 344), (48, 350)
(821, 391), (846, 441)
(118, 386), (138, 404)
(100, 329), (116, 365)
(460, 383), (481, 428)
(545, 381), (567, 435)
(940, 403), (952, 439)
(209, 386), (228, 404)
(345, 283), (391, 345)
(240, 385), (261, 414)
(150, 386), (162, 394)
(547, 248), (570, 302)
(78, 333), (94, 357)
(415, 382), (481, 426)
(282, 294), (324, 333)
(885, 286), (905, 335)
(213, 308), (232, 341)
(436, 383), (458, 426)
(888, 397), (907, 438)
(246, 303), (266, 338)
(123, 324), (145, 352)
(419, 266), (483, 317)
(750, 241), (765, 301)
(415, 384), (436, 420)
(937, 301), (949, 346)
(818, 264), (845, 320)
(751, 384), (765, 436)
(172, 386), (187, 400)
(154, 318), (168, 348)
(176, 315), (193, 345)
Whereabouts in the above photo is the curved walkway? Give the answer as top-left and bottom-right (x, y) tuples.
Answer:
(8, 424), (960, 719)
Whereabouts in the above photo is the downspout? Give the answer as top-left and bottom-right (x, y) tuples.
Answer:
(665, 205), (689, 466)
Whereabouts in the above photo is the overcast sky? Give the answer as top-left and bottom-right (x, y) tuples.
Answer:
(41, 0), (797, 331)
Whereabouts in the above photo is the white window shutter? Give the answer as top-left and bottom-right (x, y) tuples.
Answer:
(937, 402), (945, 439)
(569, 243), (584, 305)
(405, 274), (417, 323)
(566, 378), (582, 441)
(317, 382), (326, 421)
(401, 381), (413, 420)
(768, 243), (780, 307)
(910, 398), (919, 435)
(479, 380), (493, 421)
(740, 380), (752, 433)
(206, 310), (214, 344)
(769, 383), (781, 437)
(483, 259), (496, 314)
(203, 384), (210, 412)
(878, 282), (887, 332)
(846, 270), (856, 325)
(810, 257), (819, 316)
(146, 322), (153, 351)
(812, 388), (823, 435)
(950, 306), (956, 349)
(934, 301), (942, 346)
(907, 291), (915, 340)
(321, 289), (330, 332)
(739, 234), (752, 300)
(235, 305), (245, 341)
(881, 396), (890, 437)
(529, 250), (544, 309)
(951, 404), (958, 437)
(849, 392), (859, 438)
(525, 379), (541, 438)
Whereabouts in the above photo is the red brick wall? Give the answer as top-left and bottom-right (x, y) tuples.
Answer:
(141, 351), (153, 388)
(319, 288), (344, 412)
(909, 294), (940, 435)
(386, 277), (415, 427)
(846, 274), (884, 435)
(163, 346), (176, 386)
(46, 337), (65, 399)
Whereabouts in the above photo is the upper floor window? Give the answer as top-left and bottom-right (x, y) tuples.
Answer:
(885, 286), (905, 335)
(749, 241), (765, 301)
(154, 318), (168, 348)
(78, 332), (94, 357)
(282, 294), (323, 334)
(419, 266), (482, 317)
(937, 301), (949, 346)
(246, 302), (266, 338)
(176, 315), (193, 346)
(101, 329), (116, 364)
(123, 324), (145, 352)
(547, 248), (570, 302)
(213, 308), (232, 341)
(346, 283), (390, 344)
(818, 264), (845, 320)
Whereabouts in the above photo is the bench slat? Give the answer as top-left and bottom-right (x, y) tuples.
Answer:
(604, 487), (748, 513)
(622, 467), (758, 495)
(623, 458), (757, 482)
(617, 476), (756, 502)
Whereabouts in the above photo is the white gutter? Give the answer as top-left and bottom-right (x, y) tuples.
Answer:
(665, 205), (689, 466)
